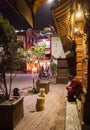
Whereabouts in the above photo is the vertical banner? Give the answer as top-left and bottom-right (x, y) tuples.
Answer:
(51, 34), (66, 59)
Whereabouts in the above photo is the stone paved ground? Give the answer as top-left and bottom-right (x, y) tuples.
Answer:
(66, 102), (81, 130)
(14, 83), (67, 130)
(3, 74), (81, 130)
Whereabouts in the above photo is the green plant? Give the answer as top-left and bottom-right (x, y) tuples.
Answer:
(18, 43), (46, 92)
(18, 43), (46, 69)
(0, 13), (22, 99)
(50, 62), (57, 76)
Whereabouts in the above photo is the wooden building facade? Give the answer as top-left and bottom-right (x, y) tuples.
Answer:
(52, 0), (90, 125)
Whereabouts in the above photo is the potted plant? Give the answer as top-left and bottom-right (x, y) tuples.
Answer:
(18, 43), (46, 93)
(0, 13), (24, 129)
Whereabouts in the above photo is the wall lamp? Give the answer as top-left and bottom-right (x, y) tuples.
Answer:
(75, 3), (84, 21)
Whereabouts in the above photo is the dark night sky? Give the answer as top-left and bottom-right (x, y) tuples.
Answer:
(35, 0), (59, 30)
(0, 0), (60, 30)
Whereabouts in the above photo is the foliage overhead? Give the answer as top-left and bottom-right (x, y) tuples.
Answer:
(18, 43), (46, 63)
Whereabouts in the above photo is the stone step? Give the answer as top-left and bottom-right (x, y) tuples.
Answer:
(56, 77), (68, 84)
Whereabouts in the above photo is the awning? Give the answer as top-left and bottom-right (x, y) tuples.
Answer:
(8, 0), (47, 28)
(51, 0), (73, 44)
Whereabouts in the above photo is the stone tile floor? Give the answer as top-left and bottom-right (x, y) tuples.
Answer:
(13, 84), (82, 130)
(14, 84), (66, 130)
(3, 74), (83, 130)
(66, 101), (81, 130)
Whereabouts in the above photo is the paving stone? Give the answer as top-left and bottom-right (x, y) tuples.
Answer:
(5, 74), (81, 130)
(13, 84), (66, 130)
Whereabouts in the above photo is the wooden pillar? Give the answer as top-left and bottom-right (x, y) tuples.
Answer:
(83, 0), (90, 123)
(83, 57), (90, 124)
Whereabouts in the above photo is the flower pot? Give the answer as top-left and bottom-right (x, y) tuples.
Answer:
(0, 97), (24, 130)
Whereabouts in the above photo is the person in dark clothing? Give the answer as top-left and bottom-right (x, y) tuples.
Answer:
(66, 77), (83, 102)
(13, 88), (20, 98)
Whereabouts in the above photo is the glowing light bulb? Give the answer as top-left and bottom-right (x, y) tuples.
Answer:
(75, 3), (83, 20)
(47, 0), (54, 3)
(48, 0), (54, 2)
(76, 11), (82, 18)
(74, 27), (79, 33)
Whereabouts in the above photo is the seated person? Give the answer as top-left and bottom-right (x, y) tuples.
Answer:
(66, 77), (83, 101)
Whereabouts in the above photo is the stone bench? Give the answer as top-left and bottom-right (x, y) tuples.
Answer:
(36, 80), (50, 94)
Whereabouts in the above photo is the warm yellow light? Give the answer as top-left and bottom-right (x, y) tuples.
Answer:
(74, 27), (79, 33)
(48, 0), (54, 2)
(75, 3), (83, 20)
(76, 11), (82, 18)
(32, 67), (37, 72)
(47, 0), (54, 4)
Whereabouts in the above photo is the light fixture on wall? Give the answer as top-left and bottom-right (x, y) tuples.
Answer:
(74, 26), (86, 36)
(85, 10), (89, 19)
(73, 2), (85, 36)
(74, 27), (79, 33)
(76, 10), (82, 18)
(75, 3), (84, 21)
